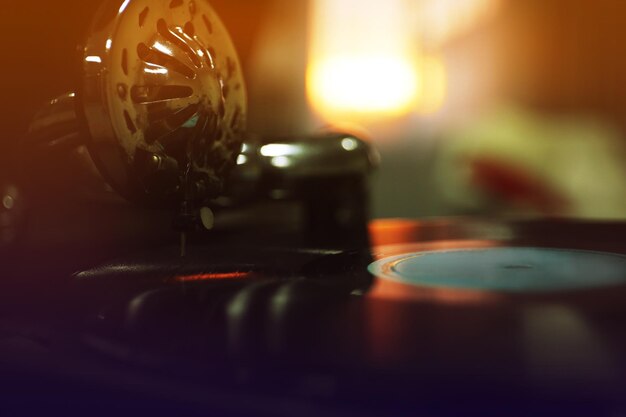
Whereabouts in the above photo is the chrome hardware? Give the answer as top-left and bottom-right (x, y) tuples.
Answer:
(29, 0), (247, 206)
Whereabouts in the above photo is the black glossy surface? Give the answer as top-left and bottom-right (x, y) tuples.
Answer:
(1, 218), (626, 416)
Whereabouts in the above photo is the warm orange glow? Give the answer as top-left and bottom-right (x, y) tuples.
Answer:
(307, 0), (424, 121)
(171, 272), (252, 283)
(306, 0), (502, 124)
(308, 56), (420, 117)
(369, 219), (423, 247)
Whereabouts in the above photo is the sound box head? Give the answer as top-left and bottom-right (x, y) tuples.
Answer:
(80, 0), (247, 206)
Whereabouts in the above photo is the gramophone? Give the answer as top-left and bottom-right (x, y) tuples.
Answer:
(4, 2), (626, 416)
(11, 0), (376, 256)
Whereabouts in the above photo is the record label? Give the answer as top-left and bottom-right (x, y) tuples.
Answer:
(369, 248), (626, 292)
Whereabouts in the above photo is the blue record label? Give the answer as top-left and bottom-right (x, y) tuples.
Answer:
(369, 247), (626, 293)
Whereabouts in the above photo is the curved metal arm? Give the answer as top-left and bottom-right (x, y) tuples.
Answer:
(25, 92), (378, 204)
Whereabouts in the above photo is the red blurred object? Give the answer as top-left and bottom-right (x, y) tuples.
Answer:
(471, 157), (569, 215)
(172, 271), (252, 283)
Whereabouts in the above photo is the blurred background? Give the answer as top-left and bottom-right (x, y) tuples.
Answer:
(3, 0), (626, 221)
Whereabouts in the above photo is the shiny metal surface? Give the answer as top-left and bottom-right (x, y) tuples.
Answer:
(80, 0), (247, 205)
(225, 133), (378, 204)
(255, 133), (377, 178)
